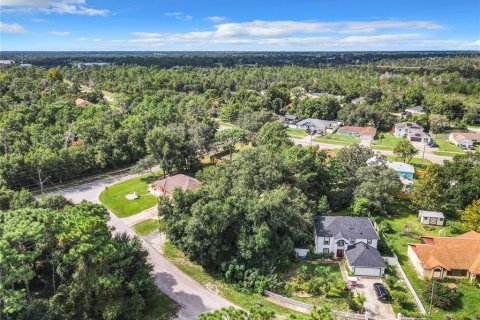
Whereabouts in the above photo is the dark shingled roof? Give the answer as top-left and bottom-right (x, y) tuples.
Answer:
(315, 216), (379, 240)
(345, 242), (386, 268)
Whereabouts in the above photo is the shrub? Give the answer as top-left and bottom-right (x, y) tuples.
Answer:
(297, 265), (310, 281)
(423, 283), (456, 309)
(378, 221), (394, 234)
(391, 290), (411, 308)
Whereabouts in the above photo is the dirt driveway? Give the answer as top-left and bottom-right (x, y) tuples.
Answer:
(356, 277), (396, 320)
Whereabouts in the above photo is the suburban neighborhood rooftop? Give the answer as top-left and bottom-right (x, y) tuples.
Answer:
(315, 216), (379, 240)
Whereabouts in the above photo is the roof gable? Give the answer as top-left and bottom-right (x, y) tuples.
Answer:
(315, 216), (379, 240)
(345, 242), (386, 268)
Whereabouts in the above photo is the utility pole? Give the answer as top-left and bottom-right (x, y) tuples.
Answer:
(32, 169), (50, 196)
(429, 280), (435, 316)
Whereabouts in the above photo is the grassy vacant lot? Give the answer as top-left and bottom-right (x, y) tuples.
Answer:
(280, 261), (349, 311)
(385, 156), (432, 171)
(371, 133), (402, 150)
(99, 172), (160, 217)
(163, 242), (302, 317)
(144, 290), (180, 320)
(378, 201), (480, 320)
(313, 133), (360, 146)
(134, 219), (164, 236)
(287, 128), (308, 138)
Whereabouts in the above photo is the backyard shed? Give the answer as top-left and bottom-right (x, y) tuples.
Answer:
(418, 210), (445, 226)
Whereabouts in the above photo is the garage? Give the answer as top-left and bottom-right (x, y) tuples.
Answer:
(345, 243), (386, 277)
(352, 267), (383, 277)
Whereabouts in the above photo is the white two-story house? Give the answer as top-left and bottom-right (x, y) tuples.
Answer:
(315, 216), (385, 276)
(393, 122), (431, 142)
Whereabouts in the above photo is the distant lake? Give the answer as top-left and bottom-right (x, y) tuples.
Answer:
(76, 62), (109, 67)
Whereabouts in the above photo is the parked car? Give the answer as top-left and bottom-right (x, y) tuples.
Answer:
(426, 141), (438, 148)
(459, 144), (468, 150)
(373, 283), (389, 302)
(468, 145), (476, 150)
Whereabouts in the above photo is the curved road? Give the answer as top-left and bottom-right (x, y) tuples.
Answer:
(51, 171), (234, 320)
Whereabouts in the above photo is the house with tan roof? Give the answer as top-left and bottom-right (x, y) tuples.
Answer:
(449, 132), (480, 148)
(407, 231), (480, 281)
(338, 126), (377, 141)
(151, 174), (200, 197)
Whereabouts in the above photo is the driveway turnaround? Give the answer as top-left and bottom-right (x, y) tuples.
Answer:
(50, 171), (234, 320)
(356, 278), (396, 320)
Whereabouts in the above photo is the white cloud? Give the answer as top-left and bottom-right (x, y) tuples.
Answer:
(78, 37), (88, 41)
(205, 16), (228, 23)
(31, 18), (48, 23)
(92, 38), (102, 41)
(49, 30), (69, 36)
(118, 19), (470, 51)
(1, 0), (110, 16)
(0, 22), (26, 33)
(165, 12), (192, 21)
(130, 32), (162, 38)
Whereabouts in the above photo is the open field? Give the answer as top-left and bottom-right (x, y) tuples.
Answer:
(134, 219), (164, 236)
(99, 172), (160, 217)
(377, 202), (480, 320)
(287, 128), (308, 138)
(313, 134), (360, 146)
(371, 133), (402, 150)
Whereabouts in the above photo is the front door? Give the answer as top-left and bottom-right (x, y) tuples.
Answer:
(430, 218), (437, 225)
(336, 249), (344, 258)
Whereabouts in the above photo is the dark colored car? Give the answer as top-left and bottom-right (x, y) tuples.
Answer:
(427, 141), (438, 148)
(373, 283), (389, 302)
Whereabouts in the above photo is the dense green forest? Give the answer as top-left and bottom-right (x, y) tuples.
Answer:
(0, 193), (170, 319)
(1, 54), (479, 190)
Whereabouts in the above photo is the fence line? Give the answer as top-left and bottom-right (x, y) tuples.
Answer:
(263, 290), (312, 311)
(264, 291), (375, 320)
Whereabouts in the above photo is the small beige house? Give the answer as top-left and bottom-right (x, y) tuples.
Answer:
(418, 210), (445, 226)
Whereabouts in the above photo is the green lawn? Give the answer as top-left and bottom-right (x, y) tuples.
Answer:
(287, 128), (308, 138)
(313, 133), (360, 146)
(433, 137), (465, 154)
(377, 202), (480, 320)
(279, 261), (349, 311)
(218, 120), (238, 129)
(371, 133), (402, 150)
(144, 290), (180, 320)
(99, 172), (160, 217)
(163, 242), (303, 317)
(134, 219), (164, 236)
(385, 156), (432, 171)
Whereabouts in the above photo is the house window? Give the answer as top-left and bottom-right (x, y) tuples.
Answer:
(447, 269), (468, 277)
(337, 240), (345, 247)
(439, 218), (444, 221)
(367, 239), (372, 245)
(350, 238), (356, 244)
(323, 248), (329, 254)
(323, 237), (330, 245)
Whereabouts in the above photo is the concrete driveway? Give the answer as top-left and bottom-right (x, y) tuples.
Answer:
(356, 278), (396, 320)
(46, 169), (235, 319)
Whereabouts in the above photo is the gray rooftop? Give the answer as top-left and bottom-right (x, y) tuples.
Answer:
(419, 210), (444, 218)
(315, 216), (379, 240)
(296, 118), (335, 128)
(345, 242), (386, 268)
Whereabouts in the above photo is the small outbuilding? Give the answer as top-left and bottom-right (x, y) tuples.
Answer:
(418, 210), (445, 226)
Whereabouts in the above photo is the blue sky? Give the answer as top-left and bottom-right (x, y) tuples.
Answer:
(1, 0), (479, 51)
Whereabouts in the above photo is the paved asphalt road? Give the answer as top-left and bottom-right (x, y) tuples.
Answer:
(51, 171), (234, 320)
(291, 136), (452, 164)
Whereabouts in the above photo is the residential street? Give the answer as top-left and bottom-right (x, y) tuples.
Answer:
(50, 172), (234, 320)
(291, 136), (453, 164)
